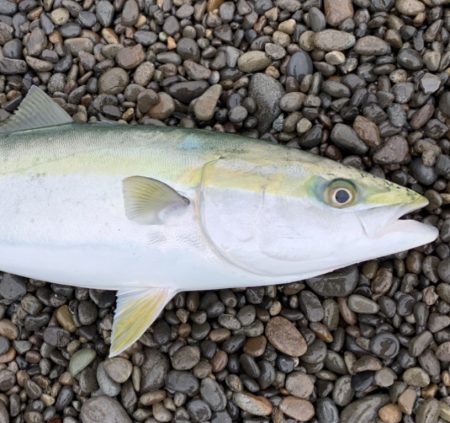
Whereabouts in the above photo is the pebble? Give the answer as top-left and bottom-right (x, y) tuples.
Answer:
(378, 403), (402, 423)
(99, 68), (129, 95)
(115, 45), (145, 69)
(355, 36), (390, 56)
(420, 73), (441, 94)
(373, 136), (409, 164)
(330, 124), (368, 155)
(370, 333), (400, 359)
(286, 51), (313, 80)
(285, 372), (314, 398)
(307, 266), (358, 297)
(396, 0), (425, 15)
(280, 396), (315, 421)
(265, 316), (307, 357)
(314, 30), (356, 51)
(403, 367), (430, 387)
(121, 0), (139, 26)
(0, 274), (26, 300)
(249, 73), (284, 132)
(0, 320), (18, 340)
(238, 51), (271, 73)
(187, 399), (211, 422)
(416, 399), (440, 423)
(436, 341), (450, 361)
(166, 370), (199, 396)
(69, 348), (96, 376)
(353, 116), (381, 148)
(193, 84), (222, 121)
(232, 392), (272, 416)
(171, 346), (200, 370)
(80, 396), (132, 423)
(397, 48), (423, 70)
(340, 395), (389, 423)
(104, 357), (132, 383)
(200, 378), (227, 411)
(439, 92), (450, 117)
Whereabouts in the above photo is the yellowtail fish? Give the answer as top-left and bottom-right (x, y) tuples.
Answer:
(0, 86), (438, 356)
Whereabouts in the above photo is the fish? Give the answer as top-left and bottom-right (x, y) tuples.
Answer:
(0, 86), (438, 357)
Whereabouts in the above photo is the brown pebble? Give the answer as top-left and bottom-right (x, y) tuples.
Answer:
(0, 347), (15, 363)
(56, 305), (77, 333)
(285, 372), (314, 398)
(265, 316), (307, 357)
(398, 387), (416, 415)
(353, 115), (381, 148)
(0, 320), (18, 340)
(279, 396), (315, 421)
(378, 403), (402, 423)
(211, 350), (228, 373)
(233, 392), (272, 416)
(324, 0), (354, 26)
(116, 45), (145, 69)
(244, 336), (267, 357)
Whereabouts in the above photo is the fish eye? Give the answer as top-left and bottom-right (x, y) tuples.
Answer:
(325, 180), (357, 208)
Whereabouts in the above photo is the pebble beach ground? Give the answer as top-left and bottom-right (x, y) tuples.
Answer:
(0, 0), (449, 422)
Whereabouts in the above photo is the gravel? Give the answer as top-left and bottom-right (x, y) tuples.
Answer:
(0, 0), (449, 420)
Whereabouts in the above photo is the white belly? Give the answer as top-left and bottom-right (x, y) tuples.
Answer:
(0, 174), (259, 290)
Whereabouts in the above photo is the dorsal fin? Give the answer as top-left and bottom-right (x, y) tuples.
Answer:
(0, 85), (73, 134)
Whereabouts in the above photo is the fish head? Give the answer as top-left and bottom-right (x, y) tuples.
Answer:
(199, 151), (438, 281)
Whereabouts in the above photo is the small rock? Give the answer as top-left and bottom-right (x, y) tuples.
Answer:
(286, 51), (313, 80)
(396, 0), (425, 16)
(265, 316), (307, 357)
(280, 397), (315, 421)
(171, 346), (200, 370)
(0, 274), (26, 300)
(307, 266), (358, 297)
(324, 0), (353, 26)
(116, 45), (145, 69)
(403, 367), (430, 387)
(340, 395), (389, 423)
(121, 0), (139, 26)
(193, 84), (222, 121)
(99, 68), (129, 95)
(165, 370), (199, 396)
(285, 372), (314, 398)
(104, 357), (132, 383)
(148, 93), (175, 120)
(330, 123), (368, 155)
(373, 136), (409, 164)
(314, 30), (356, 51)
(348, 295), (379, 314)
(378, 403), (402, 423)
(232, 392), (272, 416)
(238, 51), (271, 72)
(354, 36), (390, 55)
(420, 73), (441, 94)
(80, 396), (132, 423)
(353, 116), (381, 148)
(69, 349), (96, 376)
(249, 73), (284, 132)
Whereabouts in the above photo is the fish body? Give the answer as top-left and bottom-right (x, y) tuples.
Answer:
(0, 87), (438, 356)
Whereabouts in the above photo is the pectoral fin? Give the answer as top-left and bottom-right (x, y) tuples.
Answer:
(122, 176), (190, 224)
(110, 287), (176, 357)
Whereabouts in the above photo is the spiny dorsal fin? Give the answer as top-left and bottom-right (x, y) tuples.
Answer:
(0, 85), (73, 133)
(122, 176), (190, 225)
(110, 287), (176, 357)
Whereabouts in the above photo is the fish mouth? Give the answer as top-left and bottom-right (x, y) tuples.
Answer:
(358, 197), (438, 247)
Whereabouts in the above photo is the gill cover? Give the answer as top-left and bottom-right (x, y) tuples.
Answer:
(199, 158), (313, 277)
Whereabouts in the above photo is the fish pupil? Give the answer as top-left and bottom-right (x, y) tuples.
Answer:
(335, 189), (350, 204)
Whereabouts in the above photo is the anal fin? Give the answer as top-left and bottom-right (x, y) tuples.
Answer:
(110, 287), (176, 357)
